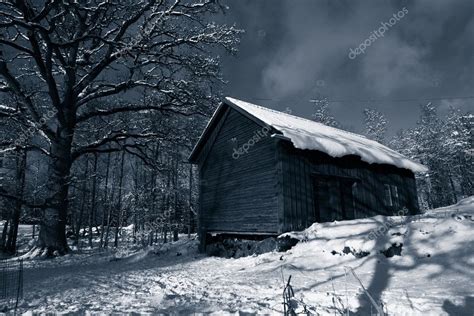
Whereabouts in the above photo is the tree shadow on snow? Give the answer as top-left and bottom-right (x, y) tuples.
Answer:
(354, 213), (474, 315)
(442, 296), (474, 316)
(353, 220), (392, 315)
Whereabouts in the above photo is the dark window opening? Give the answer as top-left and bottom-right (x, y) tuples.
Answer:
(312, 175), (358, 222)
(384, 184), (399, 208)
(384, 184), (392, 206)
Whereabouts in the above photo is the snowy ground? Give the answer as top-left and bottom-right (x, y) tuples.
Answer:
(5, 197), (474, 315)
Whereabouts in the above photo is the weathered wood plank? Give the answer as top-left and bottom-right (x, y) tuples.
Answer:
(199, 107), (279, 236)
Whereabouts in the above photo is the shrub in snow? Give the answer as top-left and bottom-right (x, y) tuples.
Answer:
(380, 243), (403, 258)
(206, 236), (299, 258)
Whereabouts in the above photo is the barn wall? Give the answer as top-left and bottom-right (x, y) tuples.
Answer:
(278, 141), (419, 232)
(198, 107), (280, 238)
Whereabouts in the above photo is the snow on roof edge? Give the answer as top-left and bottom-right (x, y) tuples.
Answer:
(225, 97), (428, 173)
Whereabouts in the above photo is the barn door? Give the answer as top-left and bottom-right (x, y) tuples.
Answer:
(340, 180), (357, 220)
(313, 175), (357, 222)
(313, 177), (338, 222)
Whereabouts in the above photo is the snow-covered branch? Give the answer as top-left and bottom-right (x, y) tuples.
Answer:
(77, 103), (207, 123)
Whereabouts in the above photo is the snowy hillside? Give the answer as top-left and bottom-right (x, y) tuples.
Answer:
(15, 197), (474, 315)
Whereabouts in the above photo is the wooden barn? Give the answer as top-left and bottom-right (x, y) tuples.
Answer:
(189, 97), (427, 250)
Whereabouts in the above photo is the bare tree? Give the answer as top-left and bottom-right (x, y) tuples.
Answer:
(0, 0), (240, 255)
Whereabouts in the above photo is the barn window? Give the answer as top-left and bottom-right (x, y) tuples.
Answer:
(391, 185), (399, 207)
(384, 184), (399, 207)
(384, 184), (392, 206)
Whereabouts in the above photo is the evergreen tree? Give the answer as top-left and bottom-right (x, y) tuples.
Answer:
(310, 97), (340, 128)
(415, 102), (453, 207)
(363, 108), (388, 144)
(442, 107), (473, 198)
(390, 128), (432, 209)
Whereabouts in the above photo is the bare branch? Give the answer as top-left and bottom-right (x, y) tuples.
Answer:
(71, 130), (165, 161)
(0, 188), (47, 209)
(0, 50), (55, 139)
(76, 102), (206, 123)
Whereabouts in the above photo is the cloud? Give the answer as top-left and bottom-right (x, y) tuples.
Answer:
(361, 37), (433, 96)
(261, 1), (361, 98)
(222, 0), (474, 134)
(257, 0), (474, 100)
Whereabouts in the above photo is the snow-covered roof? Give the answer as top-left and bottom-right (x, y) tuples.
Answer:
(225, 97), (427, 173)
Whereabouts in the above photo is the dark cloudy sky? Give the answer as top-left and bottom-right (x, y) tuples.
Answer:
(218, 0), (473, 134)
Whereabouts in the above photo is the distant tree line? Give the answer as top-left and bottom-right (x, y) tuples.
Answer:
(390, 103), (472, 209)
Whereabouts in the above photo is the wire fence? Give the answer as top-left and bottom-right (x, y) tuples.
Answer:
(0, 259), (23, 312)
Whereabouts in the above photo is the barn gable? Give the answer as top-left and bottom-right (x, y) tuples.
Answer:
(189, 100), (276, 165)
(195, 104), (281, 237)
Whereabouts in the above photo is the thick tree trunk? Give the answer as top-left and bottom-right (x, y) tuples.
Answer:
(5, 202), (21, 253)
(0, 219), (8, 250)
(37, 131), (73, 256)
(163, 157), (171, 244)
(74, 159), (89, 248)
(188, 164), (193, 239)
(89, 154), (98, 248)
(173, 151), (179, 242)
(448, 175), (457, 204)
(5, 150), (27, 254)
(99, 153), (111, 248)
(114, 151), (125, 248)
(104, 184), (114, 248)
(132, 157), (140, 244)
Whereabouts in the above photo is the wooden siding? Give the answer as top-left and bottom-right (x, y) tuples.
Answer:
(277, 141), (419, 233)
(198, 106), (280, 236)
